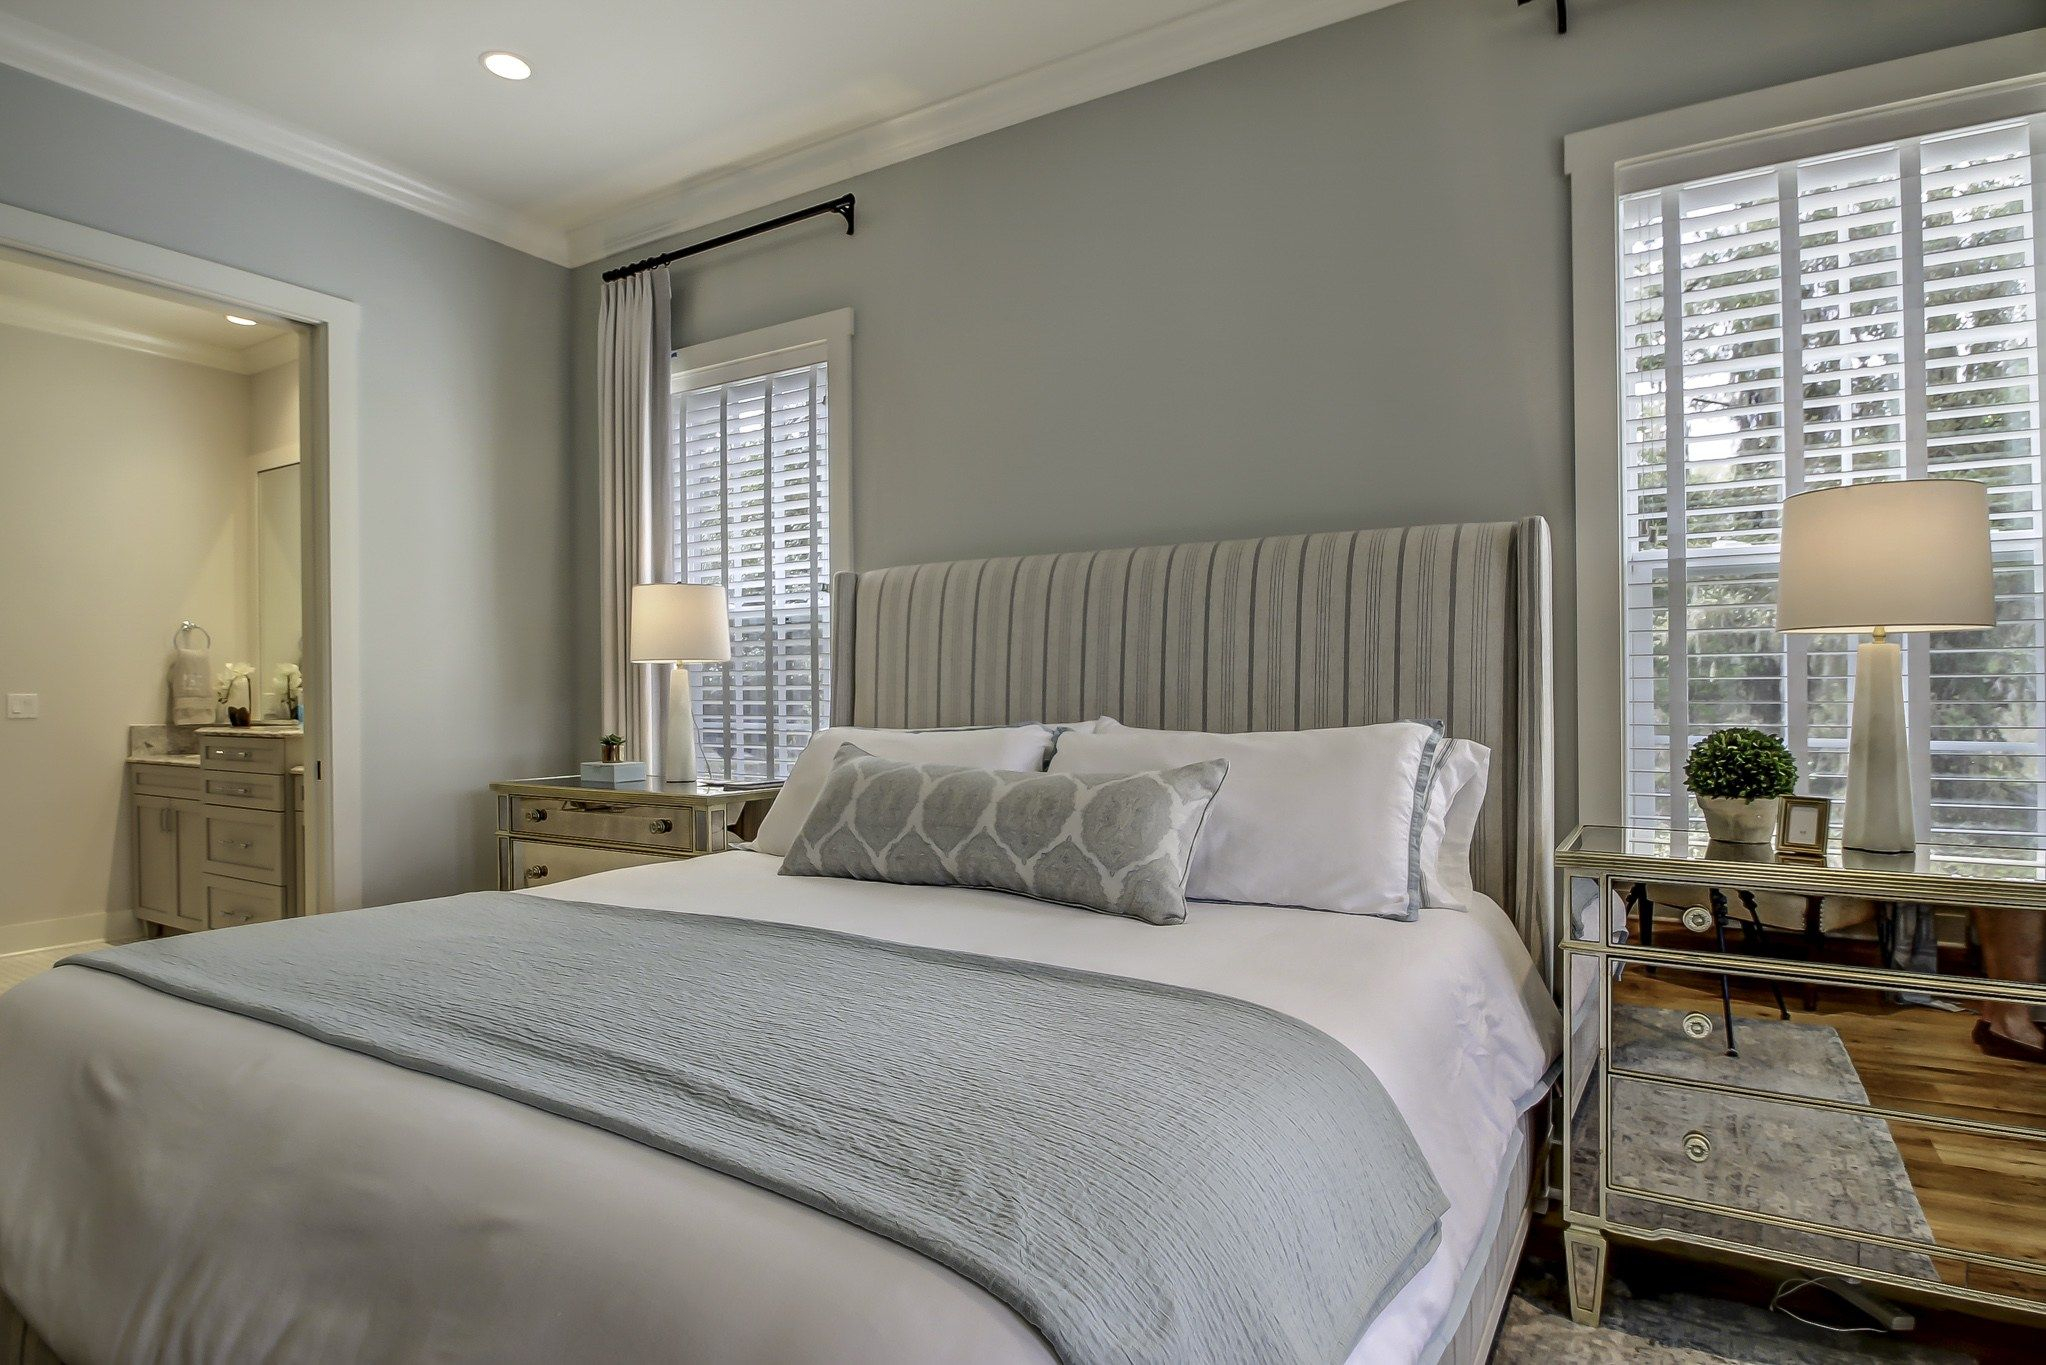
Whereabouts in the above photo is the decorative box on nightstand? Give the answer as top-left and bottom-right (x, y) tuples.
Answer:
(490, 776), (780, 891)
(1556, 824), (2046, 1330)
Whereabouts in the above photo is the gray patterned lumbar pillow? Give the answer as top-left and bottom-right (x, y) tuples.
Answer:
(778, 746), (1228, 925)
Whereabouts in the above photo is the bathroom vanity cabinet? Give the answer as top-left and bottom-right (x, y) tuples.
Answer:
(130, 727), (304, 934)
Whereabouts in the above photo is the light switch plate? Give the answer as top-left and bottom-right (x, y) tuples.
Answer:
(6, 693), (38, 719)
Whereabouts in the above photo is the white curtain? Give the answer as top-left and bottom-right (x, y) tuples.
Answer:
(597, 267), (672, 761)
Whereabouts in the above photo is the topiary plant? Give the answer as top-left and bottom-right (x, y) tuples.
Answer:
(1683, 727), (1797, 801)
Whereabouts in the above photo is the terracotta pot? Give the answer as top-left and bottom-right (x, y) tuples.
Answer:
(1697, 795), (1780, 845)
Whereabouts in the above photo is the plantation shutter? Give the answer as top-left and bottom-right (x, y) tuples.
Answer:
(669, 352), (831, 782)
(1620, 115), (2044, 841)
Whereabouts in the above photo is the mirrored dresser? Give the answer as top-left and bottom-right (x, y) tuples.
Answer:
(490, 776), (780, 891)
(1557, 824), (2046, 1329)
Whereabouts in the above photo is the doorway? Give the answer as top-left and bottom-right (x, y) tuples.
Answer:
(0, 200), (361, 971)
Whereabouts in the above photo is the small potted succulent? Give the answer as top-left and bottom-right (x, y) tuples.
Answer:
(1684, 728), (1798, 844)
(599, 732), (626, 763)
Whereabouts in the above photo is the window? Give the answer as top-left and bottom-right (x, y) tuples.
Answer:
(1617, 116), (2042, 841)
(662, 311), (851, 782)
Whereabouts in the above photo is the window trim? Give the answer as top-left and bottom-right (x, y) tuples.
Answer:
(655, 307), (853, 777)
(1565, 27), (2046, 824)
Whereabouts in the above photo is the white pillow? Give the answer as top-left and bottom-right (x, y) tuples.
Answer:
(752, 723), (1103, 857)
(1416, 739), (1490, 910)
(1048, 721), (1444, 919)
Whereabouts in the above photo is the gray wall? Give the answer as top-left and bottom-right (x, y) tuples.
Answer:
(573, 0), (2041, 826)
(0, 64), (575, 906)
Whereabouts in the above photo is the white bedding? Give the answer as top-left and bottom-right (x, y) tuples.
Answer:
(0, 852), (1558, 1364)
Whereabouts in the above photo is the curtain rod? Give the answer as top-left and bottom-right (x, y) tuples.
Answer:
(601, 194), (856, 282)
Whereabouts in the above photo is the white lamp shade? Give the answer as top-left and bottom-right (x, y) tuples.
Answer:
(1777, 479), (1994, 634)
(630, 583), (731, 663)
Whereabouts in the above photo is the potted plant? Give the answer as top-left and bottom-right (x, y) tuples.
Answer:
(1684, 728), (1798, 844)
(599, 733), (625, 764)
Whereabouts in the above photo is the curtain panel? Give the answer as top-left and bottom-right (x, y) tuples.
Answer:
(597, 268), (673, 760)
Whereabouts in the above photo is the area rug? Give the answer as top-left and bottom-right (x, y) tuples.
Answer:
(1495, 1261), (1975, 1364)
(1575, 1007), (1940, 1281)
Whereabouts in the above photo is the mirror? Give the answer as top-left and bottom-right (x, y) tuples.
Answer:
(255, 462), (302, 721)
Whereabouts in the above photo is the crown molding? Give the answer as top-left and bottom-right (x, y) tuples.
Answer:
(0, 13), (572, 265)
(565, 0), (1406, 266)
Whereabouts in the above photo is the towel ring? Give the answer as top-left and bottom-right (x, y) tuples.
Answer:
(173, 621), (212, 650)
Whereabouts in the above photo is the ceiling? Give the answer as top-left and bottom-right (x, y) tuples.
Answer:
(0, 1), (1402, 265)
(0, 247), (298, 373)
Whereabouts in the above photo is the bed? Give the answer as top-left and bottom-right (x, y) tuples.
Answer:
(0, 518), (1558, 1365)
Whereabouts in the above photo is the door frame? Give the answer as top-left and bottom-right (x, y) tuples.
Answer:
(0, 200), (364, 915)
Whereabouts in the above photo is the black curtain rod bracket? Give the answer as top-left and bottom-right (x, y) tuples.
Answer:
(603, 194), (856, 282)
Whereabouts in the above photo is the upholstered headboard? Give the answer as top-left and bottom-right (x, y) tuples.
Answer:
(830, 518), (1555, 967)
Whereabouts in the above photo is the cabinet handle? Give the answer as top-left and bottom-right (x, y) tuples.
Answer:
(650, 819), (673, 834)
(1681, 1012), (1714, 1040)
(217, 748), (253, 761)
(161, 808), (174, 834)
(222, 785), (253, 796)
(225, 839), (254, 850)
(525, 808), (548, 822)
(564, 800), (628, 814)
(1682, 1131), (1712, 1164)
(526, 865), (549, 881)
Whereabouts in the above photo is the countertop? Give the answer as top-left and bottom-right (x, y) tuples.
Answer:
(126, 753), (200, 768)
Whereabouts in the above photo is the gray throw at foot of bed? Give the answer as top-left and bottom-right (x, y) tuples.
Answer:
(67, 894), (1447, 1365)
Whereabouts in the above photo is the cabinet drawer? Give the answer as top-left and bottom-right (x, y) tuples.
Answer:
(202, 875), (285, 928)
(1608, 960), (2046, 1136)
(201, 736), (288, 774)
(506, 838), (674, 890)
(200, 808), (287, 884)
(201, 771), (287, 811)
(130, 763), (203, 798)
(508, 797), (705, 853)
(1607, 1075), (2046, 1276)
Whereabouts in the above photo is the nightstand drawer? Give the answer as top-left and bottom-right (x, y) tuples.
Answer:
(1607, 1075), (2046, 1274)
(509, 797), (705, 852)
(1607, 960), (2046, 1137)
(506, 838), (674, 889)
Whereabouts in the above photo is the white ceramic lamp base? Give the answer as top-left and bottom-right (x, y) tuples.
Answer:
(1845, 636), (1915, 854)
(663, 665), (699, 786)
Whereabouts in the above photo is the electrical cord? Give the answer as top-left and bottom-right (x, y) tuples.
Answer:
(1768, 1275), (1887, 1335)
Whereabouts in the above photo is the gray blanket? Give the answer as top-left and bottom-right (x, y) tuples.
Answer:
(68, 893), (1446, 1365)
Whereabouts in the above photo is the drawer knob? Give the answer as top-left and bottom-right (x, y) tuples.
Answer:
(650, 819), (673, 834)
(525, 808), (548, 822)
(1681, 1012), (1714, 1040)
(1682, 1131), (1712, 1164)
(526, 865), (549, 881)
(1681, 905), (1715, 935)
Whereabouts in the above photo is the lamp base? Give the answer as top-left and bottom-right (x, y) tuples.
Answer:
(1844, 637), (1914, 854)
(662, 665), (699, 786)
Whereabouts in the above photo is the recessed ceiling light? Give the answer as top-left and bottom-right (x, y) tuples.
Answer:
(480, 51), (531, 81)
(225, 314), (258, 327)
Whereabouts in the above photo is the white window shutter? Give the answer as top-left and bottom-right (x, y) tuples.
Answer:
(1620, 115), (2042, 843)
(670, 361), (831, 782)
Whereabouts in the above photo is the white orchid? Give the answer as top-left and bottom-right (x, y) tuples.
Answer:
(276, 663), (303, 707)
(214, 662), (255, 704)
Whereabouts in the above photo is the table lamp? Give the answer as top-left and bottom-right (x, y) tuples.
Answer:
(631, 583), (731, 785)
(1777, 480), (1993, 852)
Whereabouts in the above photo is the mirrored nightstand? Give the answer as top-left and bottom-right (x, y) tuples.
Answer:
(490, 776), (780, 891)
(1557, 823), (2046, 1329)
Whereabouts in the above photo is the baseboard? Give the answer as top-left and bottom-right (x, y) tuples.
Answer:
(0, 909), (132, 956)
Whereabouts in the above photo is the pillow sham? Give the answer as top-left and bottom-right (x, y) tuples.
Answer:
(1416, 739), (1490, 911)
(1048, 721), (1442, 919)
(778, 746), (1228, 925)
(750, 720), (1117, 858)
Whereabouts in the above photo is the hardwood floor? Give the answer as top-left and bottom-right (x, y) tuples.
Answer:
(0, 943), (97, 997)
(1617, 969), (2046, 1302)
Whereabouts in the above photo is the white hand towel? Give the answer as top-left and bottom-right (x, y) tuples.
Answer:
(170, 647), (213, 725)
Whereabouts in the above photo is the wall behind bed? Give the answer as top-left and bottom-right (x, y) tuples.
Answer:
(571, 0), (2039, 831)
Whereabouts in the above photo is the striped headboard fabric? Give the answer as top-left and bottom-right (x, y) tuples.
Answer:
(829, 518), (1555, 965)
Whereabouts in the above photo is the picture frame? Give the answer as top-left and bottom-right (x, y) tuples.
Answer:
(1777, 794), (1832, 858)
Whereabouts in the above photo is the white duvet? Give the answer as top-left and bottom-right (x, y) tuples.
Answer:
(0, 852), (1558, 1365)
